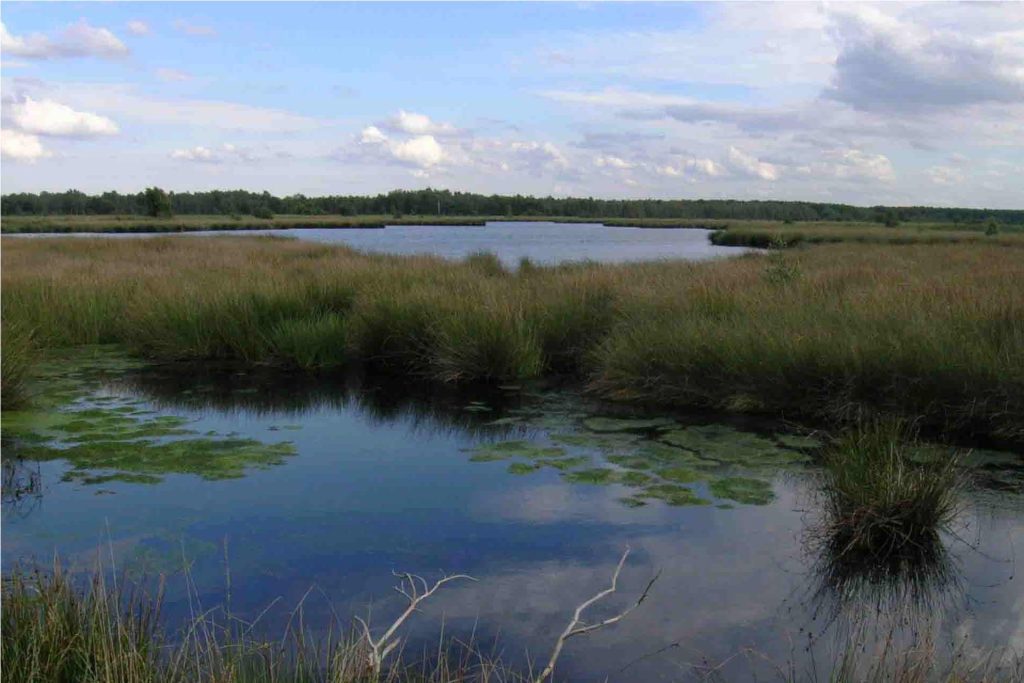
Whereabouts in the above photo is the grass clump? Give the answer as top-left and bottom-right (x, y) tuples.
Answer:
(819, 420), (962, 560)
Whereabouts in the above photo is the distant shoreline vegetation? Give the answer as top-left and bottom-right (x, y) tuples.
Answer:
(2, 187), (1022, 226)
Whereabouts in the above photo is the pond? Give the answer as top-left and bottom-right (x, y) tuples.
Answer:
(9, 221), (747, 266)
(2, 347), (1022, 680)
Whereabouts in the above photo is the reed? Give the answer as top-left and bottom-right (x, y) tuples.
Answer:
(2, 237), (1022, 440)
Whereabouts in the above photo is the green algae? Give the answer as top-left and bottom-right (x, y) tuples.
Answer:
(619, 496), (648, 508)
(536, 456), (589, 471)
(660, 424), (809, 467)
(637, 483), (711, 507)
(618, 470), (653, 486)
(472, 440), (566, 460)
(708, 477), (775, 505)
(562, 468), (616, 485)
(656, 466), (702, 484)
(606, 454), (653, 469)
(2, 346), (299, 486)
(582, 416), (678, 433)
(507, 462), (540, 475)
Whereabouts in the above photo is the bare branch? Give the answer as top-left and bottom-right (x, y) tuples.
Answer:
(534, 547), (659, 683)
(358, 571), (476, 675)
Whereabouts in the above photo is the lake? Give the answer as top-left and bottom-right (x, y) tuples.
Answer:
(8, 221), (748, 266)
(3, 347), (1022, 680)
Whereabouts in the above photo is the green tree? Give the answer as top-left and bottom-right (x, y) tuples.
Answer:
(142, 187), (172, 218)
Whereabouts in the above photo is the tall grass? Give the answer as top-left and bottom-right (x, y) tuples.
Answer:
(2, 237), (1022, 440)
(817, 420), (961, 561)
(1, 562), (518, 683)
(1, 320), (35, 408)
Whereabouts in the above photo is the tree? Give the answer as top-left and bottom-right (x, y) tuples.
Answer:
(142, 187), (172, 218)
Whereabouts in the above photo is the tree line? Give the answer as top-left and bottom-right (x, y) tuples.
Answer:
(2, 188), (1020, 225)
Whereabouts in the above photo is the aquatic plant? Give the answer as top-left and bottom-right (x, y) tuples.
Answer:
(817, 420), (962, 561)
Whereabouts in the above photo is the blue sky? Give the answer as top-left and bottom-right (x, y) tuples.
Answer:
(2, 2), (1022, 207)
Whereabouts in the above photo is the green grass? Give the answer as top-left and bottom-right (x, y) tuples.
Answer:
(711, 222), (1024, 248)
(1, 562), (520, 683)
(818, 420), (962, 560)
(3, 237), (1022, 441)
(1, 321), (36, 409)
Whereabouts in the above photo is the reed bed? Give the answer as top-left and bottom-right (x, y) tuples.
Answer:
(2, 236), (1022, 440)
(711, 224), (1024, 248)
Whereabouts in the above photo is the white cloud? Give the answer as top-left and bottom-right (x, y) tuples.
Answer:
(359, 125), (388, 144)
(387, 110), (457, 136)
(156, 68), (191, 83)
(18, 82), (328, 133)
(593, 155), (634, 169)
(391, 135), (445, 168)
(926, 165), (966, 186)
(5, 96), (119, 137)
(172, 20), (216, 37)
(170, 145), (217, 163)
(126, 20), (150, 36)
(727, 146), (780, 181)
(0, 129), (50, 162)
(825, 4), (1024, 112)
(170, 143), (260, 164)
(0, 20), (128, 59)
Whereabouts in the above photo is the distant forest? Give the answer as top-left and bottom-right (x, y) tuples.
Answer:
(2, 188), (1021, 225)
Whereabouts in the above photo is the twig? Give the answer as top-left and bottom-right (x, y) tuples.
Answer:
(356, 570), (476, 674)
(534, 546), (659, 683)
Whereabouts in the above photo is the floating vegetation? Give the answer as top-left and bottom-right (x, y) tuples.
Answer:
(2, 347), (299, 487)
(775, 433), (824, 450)
(709, 477), (775, 505)
(563, 468), (617, 485)
(637, 483), (711, 507)
(507, 462), (540, 475)
(535, 456), (589, 471)
(656, 467), (702, 484)
(582, 416), (678, 433)
(471, 440), (566, 461)
(660, 424), (809, 467)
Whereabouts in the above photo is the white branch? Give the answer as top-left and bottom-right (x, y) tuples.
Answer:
(535, 547), (659, 683)
(358, 571), (475, 674)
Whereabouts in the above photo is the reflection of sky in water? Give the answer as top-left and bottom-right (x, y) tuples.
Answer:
(10, 222), (750, 268)
(3, 362), (1022, 680)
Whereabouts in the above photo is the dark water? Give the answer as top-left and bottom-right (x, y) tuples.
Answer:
(3, 349), (1023, 680)
(9, 221), (747, 267)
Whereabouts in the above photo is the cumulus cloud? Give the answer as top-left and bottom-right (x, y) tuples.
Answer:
(172, 20), (216, 37)
(825, 4), (1024, 112)
(1, 129), (50, 162)
(1, 20), (128, 59)
(727, 146), (780, 181)
(390, 135), (445, 167)
(126, 20), (150, 36)
(386, 110), (457, 136)
(359, 125), (388, 144)
(593, 155), (634, 169)
(5, 96), (119, 137)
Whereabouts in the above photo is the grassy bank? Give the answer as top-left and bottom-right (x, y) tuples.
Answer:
(2, 237), (1022, 440)
(711, 223), (1024, 248)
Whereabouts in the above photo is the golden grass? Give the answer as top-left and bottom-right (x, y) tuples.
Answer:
(2, 236), (1022, 439)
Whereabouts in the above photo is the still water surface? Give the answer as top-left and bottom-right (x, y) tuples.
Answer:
(3, 349), (1022, 680)
(11, 221), (746, 266)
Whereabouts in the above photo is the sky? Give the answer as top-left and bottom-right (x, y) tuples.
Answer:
(1, 1), (1022, 208)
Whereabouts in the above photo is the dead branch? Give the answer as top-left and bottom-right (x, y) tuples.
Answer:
(534, 546), (659, 683)
(356, 570), (476, 674)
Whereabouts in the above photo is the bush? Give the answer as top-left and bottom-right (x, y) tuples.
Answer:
(253, 206), (274, 220)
